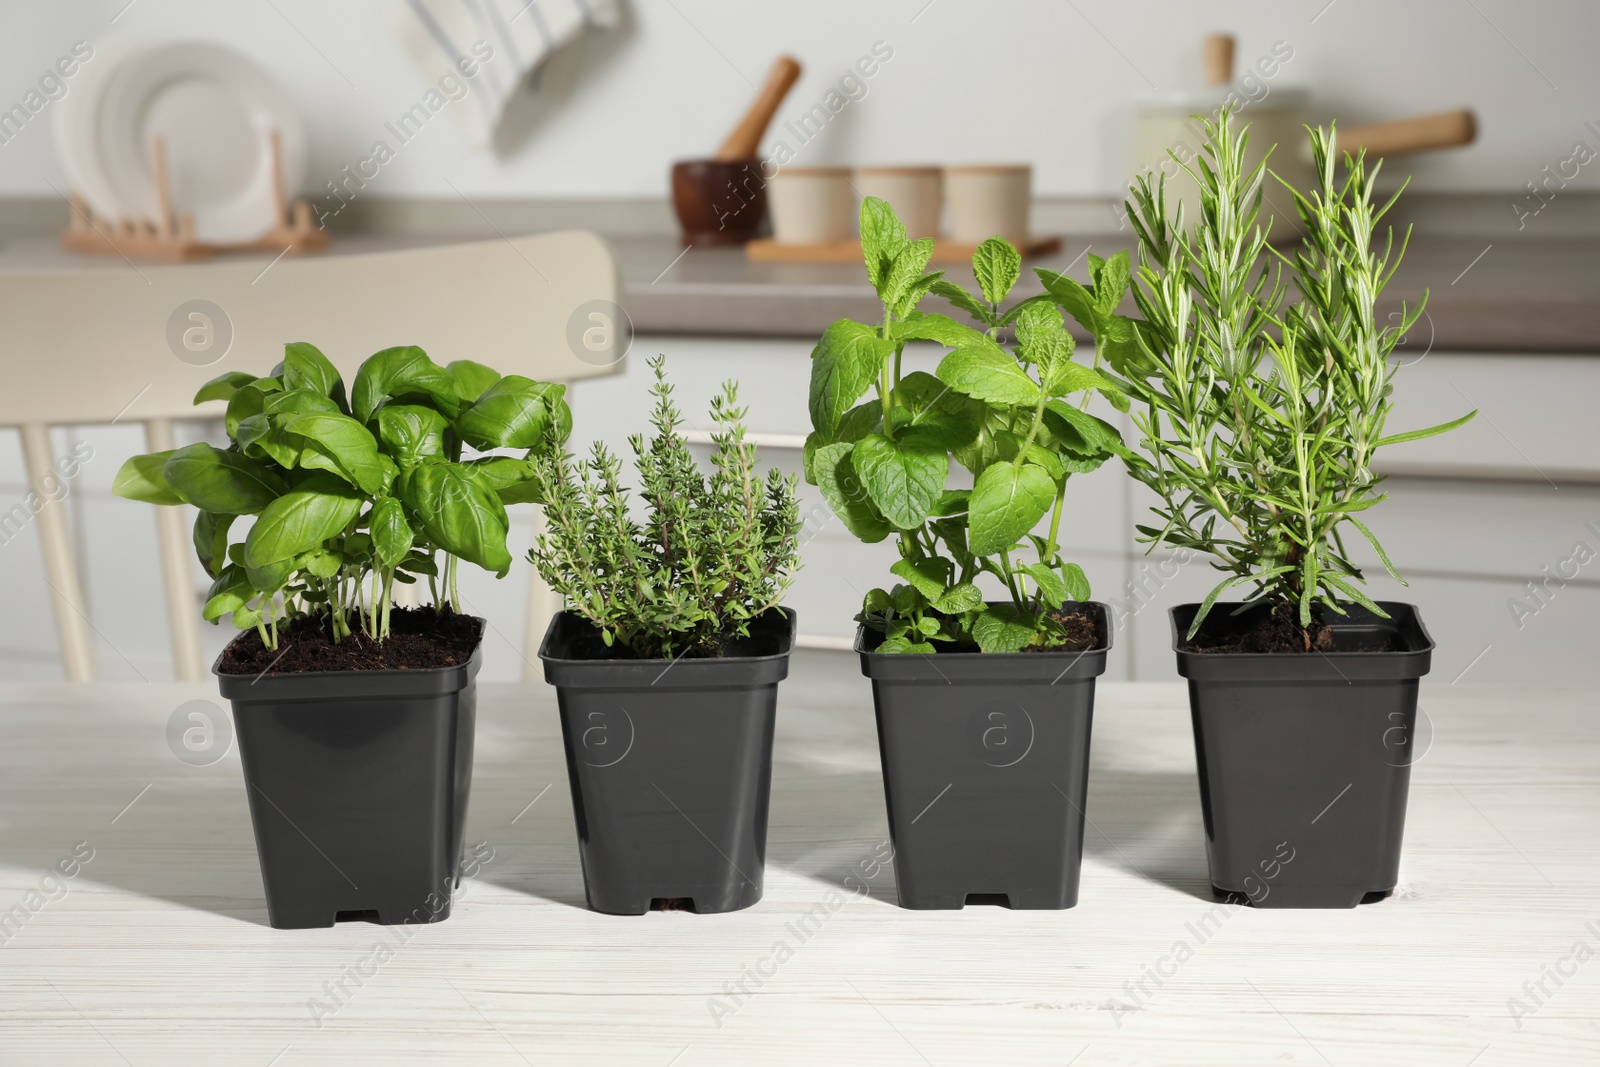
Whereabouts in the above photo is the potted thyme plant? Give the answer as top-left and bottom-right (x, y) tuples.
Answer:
(804, 198), (1129, 909)
(113, 342), (567, 928)
(1118, 109), (1476, 908)
(530, 356), (801, 915)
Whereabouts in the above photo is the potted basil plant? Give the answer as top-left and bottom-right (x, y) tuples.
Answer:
(1118, 109), (1476, 907)
(804, 197), (1132, 909)
(530, 356), (801, 915)
(113, 342), (568, 928)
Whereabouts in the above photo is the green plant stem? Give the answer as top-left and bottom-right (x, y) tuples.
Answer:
(1042, 477), (1068, 568)
(1013, 389), (1049, 468)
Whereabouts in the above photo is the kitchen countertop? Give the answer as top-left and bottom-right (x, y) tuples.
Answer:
(615, 233), (1600, 352)
(1, 659), (1596, 1065)
(4, 228), (1596, 353)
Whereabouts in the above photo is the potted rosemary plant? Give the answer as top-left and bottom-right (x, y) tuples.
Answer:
(804, 198), (1129, 909)
(1118, 110), (1475, 908)
(113, 342), (567, 928)
(530, 356), (801, 915)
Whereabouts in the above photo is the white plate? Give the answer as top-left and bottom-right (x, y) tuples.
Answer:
(55, 40), (306, 244)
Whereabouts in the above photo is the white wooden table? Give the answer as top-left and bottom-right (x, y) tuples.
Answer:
(1, 653), (1596, 1065)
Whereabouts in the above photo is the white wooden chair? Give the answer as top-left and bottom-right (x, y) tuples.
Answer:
(0, 231), (621, 682)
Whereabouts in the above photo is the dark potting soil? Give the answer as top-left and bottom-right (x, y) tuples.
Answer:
(1019, 606), (1105, 654)
(1183, 601), (1401, 655)
(914, 605), (1104, 654)
(218, 607), (481, 675)
(557, 613), (786, 662)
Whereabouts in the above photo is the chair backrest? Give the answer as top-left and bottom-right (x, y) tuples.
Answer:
(0, 230), (622, 681)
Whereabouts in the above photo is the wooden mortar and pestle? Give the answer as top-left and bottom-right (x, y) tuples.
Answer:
(672, 55), (802, 247)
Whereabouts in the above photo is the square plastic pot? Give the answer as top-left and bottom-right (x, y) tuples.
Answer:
(215, 619), (483, 930)
(855, 603), (1110, 910)
(1173, 601), (1434, 909)
(539, 609), (796, 915)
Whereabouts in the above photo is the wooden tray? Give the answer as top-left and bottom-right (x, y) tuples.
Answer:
(746, 235), (1062, 263)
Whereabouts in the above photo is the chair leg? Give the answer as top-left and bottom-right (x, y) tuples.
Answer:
(145, 420), (206, 682)
(20, 424), (95, 682)
(523, 504), (560, 682)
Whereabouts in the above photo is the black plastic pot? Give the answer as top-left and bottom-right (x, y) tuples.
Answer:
(539, 609), (796, 915)
(1173, 601), (1434, 909)
(215, 620), (483, 930)
(856, 603), (1110, 910)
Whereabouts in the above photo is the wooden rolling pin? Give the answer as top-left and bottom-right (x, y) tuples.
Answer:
(1341, 109), (1477, 157)
(715, 55), (802, 160)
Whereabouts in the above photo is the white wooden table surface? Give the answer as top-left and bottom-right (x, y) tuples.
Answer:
(1, 652), (1596, 1066)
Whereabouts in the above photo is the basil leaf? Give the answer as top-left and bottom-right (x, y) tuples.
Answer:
(399, 463), (512, 577)
(465, 455), (545, 505)
(193, 372), (256, 406)
(446, 359), (502, 404)
(263, 389), (340, 416)
(162, 443), (286, 515)
(455, 376), (565, 450)
(281, 342), (348, 409)
(244, 473), (363, 568)
(112, 450), (182, 506)
(284, 412), (390, 496)
(377, 404), (450, 467)
(192, 511), (236, 577)
(202, 565), (254, 622)
(369, 496), (414, 567)
(351, 345), (459, 422)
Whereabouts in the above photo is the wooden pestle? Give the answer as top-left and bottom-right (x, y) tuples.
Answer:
(715, 56), (803, 161)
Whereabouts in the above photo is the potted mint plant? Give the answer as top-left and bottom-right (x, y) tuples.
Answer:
(113, 342), (567, 928)
(1117, 109), (1475, 908)
(530, 356), (801, 915)
(804, 198), (1129, 909)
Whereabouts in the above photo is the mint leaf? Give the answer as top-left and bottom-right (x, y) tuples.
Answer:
(809, 320), (893, 436)
(973, 237), (1021, 305)
(936, 344), (1039, 407)
(971, 604), (1035, 653)
(967, 462), (1056, 555)
(860, 196), (908, 295)
(851, 431), (949, 530)
(813, 441), (892, 543)
(929, 279), (993, 326)
(1035, 268), (1101, 335)
(890, 557), (948, 601)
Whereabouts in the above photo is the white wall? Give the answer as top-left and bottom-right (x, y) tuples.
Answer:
(1, 0), (1597, 202)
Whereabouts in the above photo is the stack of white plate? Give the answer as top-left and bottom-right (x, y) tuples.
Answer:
(55, 39), (307, 245)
